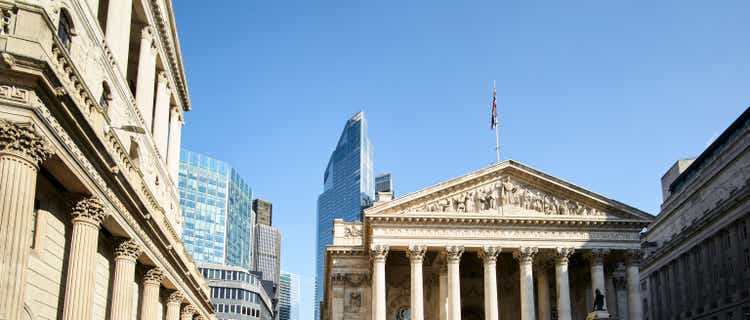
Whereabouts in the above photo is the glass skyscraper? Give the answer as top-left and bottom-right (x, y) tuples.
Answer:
(179, 149), (255, 269)
(314, 112), (374, 320)
(279, 272), (300, 320)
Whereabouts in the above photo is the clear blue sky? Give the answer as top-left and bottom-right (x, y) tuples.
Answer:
(172, 1), (749, 318)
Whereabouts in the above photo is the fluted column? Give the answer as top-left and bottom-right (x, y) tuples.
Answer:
(439, 261), (448, 320)
(0, 121), (51, 320)
(536, 261), (551, 320)
(407, 245), (427, 320)
(105, 0), (133, 74)
(62, 198), (108, 320)
(166, 106), (183, 183)
(588, 249), (610, 312)
(140, 267), (165, 320)
(135, 26), (157, 130)
(166, 291), (183, 320)
(109, 239), (142, 320)
(371, 244), (388, 320)
(153, 72), (171, 157)
(555, 248), (574, 320)
(446, 246), (464, 320)
(480, 246), (501, 320)
(180, 305), (196, 320)
(626, 250), (644, 320)
(514, 247), (538, 320)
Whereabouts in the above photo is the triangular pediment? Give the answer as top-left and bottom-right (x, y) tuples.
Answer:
(365, 160), (653, 222)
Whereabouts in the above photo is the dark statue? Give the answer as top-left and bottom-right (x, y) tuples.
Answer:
(593, 289), (605, 311)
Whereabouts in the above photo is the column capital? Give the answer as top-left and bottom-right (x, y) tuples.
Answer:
(445, 245), (464, 263)
(181, 305), (196, 317)
(168, 291), (184, 304)
(586, 248), (610, 265)
(513, 246), (538, 264)
(555, 247), (575, 264)
(370, 244), (389, 262)
(479, 246), (501, 264)
(144, 267), (164, 285)
(158, 71), (171, 87)
(141, 26), (155, 41)
(70, 197), (107, 227)
(114, 239), (142, 261)
(624, 249), (643, 266)
(0, 120), (53, 166)
(406, 245), (427, 263)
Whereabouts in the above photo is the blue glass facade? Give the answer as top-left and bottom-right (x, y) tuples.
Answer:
(179, 149), (255, 269)
(314, 112), (374, 319)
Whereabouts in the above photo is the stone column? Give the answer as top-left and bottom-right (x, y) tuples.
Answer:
(439, 261), (448, 320)
(140, 267), (165, 320)
(588, 249), (610, 312)
(626, 250), (643, 320)
(180, 305), (196, 320)
(105, 0), (133, 74)
(555, 248), (574, 320)
(0, 121), (51, 320)
(514, 247), (538, 320)
(109, 239), (142, 320)
(86, 0), (100, 18)
(536, 261), (551, 320)
(407, 245), (427, 320)
(446, 246), (464, 320)
(135, 26), (157, 130)
(62, 197), (108, 320)
(480, 246), (501, 320)
(166, 291), (183, 320)
(371, 244), (388, 320)
(153, 71), (171, 158)
(166, 106), (183, 183)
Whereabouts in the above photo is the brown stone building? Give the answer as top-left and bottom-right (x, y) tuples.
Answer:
(0, 0), (213, 319)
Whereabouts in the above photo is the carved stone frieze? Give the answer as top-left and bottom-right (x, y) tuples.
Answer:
(371, 226), (640, 242)
(0, 120), (53, 165)
(114, 239), (142, 261)
(71, 197), (107, 226)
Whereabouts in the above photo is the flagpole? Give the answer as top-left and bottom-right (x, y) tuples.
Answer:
(494, 80), (500, 163)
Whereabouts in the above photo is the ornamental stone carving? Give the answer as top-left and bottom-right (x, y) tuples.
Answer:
(144, 267), (165, 284)
(157, 71), (170, 87)
(406, 245), (427, 263)
(555, 247), (575, 264)
(344, 224), (362, 238)
(624, 249), (643, 266)
(70, 197), (107, 226)
(586, 249), (610, 265)
(181, 305), (196, 317)
(114, 239), (142, 261)
(168, 291), (184, 304)
(0, 120), (53, 165)
(479, 246), (502, 263)
(370, 244), (389, 262)
(445, 246), (464, 262)
(141, 26), (154, 40)
(513, 247), (538, 264)
(1, 8), (13, 34)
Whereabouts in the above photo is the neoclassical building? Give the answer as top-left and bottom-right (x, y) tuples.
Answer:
(322, 161), (653, 320)
(1, 0), (213, 319)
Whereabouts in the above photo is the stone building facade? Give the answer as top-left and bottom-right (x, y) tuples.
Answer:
(641, 107), (750, 320)
(0, 0), (213, 319)
(322, 161), (653, 320)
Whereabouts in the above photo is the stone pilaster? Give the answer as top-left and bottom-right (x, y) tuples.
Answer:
(140, 267), (164, 320)
(135, 26), (158, 130)
(62, 197), (108, 320)
(514, 247), (538, 320)
(446, 245), (464, 320)
(180, 305), (196, 320)
(0, 120), (51, 320)
(555, 248), (575, 320)
(153, 72), (171, 157)
(166, 291), (184, 320)
(371, 244), (388, 320)
(625, 250), (644, 320)
(407, 245), (427, 320)
(105, 0), (134, 74)
(109, 239), (142, 320)
(587, 249), (610, 313)
(480, 246), (501, 320)
(166, 106), (182, 183)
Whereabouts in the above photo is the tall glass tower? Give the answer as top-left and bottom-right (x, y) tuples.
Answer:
(178, 149), (255, 269)
(314, 112), (374, 319)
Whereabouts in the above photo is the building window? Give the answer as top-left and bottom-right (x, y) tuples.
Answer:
(57, 9), (74, 50)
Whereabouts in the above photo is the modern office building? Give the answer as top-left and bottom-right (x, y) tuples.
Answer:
(254, 199), (274, 226)
(279, 272), (301, 320)
(253, 224), (282, 286)
(641, 107), (750, 320)
(179, 149), (255, 269)
(375, 173), (393, 201)
(315, 111), (375, 319)
(200, 264), (275, 320)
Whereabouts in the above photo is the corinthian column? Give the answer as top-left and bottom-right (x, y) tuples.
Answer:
(140, 267), (164, 320)
(105, 0), (133, 74)
(480, 246), (501, 320)
(371, 244), (388, 320)
(587, 249), (610, 313)
(180, 305), (196, 320)
(626, 250), (644, 320)
(514, 247), (538, 320)
(555, 248), (575, 320)
(62, 197), (108, 320)
(0, 121), (51, 320)
(166, 291), (184, 320)
(536, 261), (551, 320)
(446, 246), (464, 320)
(135, 26), (157, 130)
(166, 106), (183, 183)
(153, 72), (171, 157)
(109, 239), (142, 320)
(407, 245), (427, 320)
